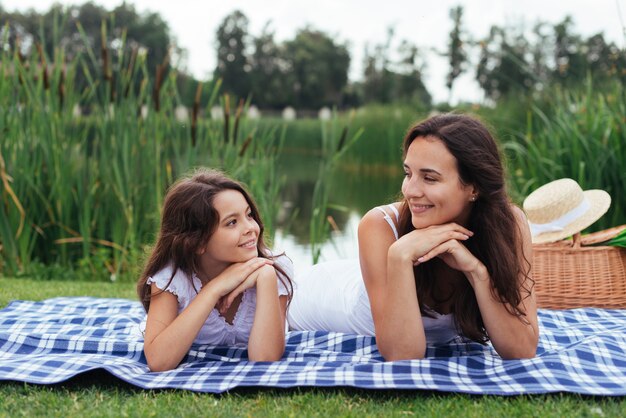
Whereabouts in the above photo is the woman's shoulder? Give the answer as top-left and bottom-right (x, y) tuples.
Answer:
(510, 204), (530, 228)
(361, 202), (401, 224)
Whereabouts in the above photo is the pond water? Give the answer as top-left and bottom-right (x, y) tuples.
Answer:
(272, 154), (403, 274)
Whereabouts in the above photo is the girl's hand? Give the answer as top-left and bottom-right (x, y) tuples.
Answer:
(390, 223), (473, 265)
(217, 264), (276, 314)
(204, 257), (273, 299)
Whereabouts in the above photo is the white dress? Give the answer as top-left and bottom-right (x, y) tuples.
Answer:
(140, 254), (292, 346)
(287, 205), (460, 344)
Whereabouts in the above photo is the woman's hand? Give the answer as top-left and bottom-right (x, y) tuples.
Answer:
(390, 223), (473, 265)
(415, 237), (483, 276)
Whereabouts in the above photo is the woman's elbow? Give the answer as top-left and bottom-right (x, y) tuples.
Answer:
(379, 342), (426, 362)
(498, 338), (538, 360)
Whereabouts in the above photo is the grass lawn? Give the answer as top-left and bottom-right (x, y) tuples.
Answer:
(0, 277), (624, 417)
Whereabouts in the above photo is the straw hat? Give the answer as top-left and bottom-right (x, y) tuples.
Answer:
(523, 178), (611, 244)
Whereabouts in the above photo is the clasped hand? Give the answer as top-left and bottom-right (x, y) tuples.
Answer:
(201, 257), (274, 314)
(392, 223), (481, 274)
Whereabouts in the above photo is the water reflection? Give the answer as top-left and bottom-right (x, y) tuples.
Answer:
(274, 153), (403, 270)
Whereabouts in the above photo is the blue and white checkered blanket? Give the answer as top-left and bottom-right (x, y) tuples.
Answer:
(1, 297), (625, 395)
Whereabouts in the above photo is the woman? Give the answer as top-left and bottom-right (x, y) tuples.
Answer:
(288, 113), (538, 361)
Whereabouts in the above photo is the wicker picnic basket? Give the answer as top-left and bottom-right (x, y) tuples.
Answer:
(532, 225), (626, 309)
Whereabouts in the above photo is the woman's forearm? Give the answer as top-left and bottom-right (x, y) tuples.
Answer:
(377, 247), (427, 361)
(468, 268), (539, 359)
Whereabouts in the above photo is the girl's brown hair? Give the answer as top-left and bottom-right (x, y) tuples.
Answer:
(137, 168), (293, 311)
(398, 113), (532, 343)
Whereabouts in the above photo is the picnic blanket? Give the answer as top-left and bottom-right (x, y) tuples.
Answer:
(1, 297), (625, 395)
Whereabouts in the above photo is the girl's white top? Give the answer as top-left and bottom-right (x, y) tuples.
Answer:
(141, 254), (292, 346)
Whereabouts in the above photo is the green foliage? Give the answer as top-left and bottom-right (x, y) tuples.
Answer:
(309, 110), (363, 263)
(214, 10), (251, 100)
(446, 6), (468, 94)
(503, 79), (626, 230)
(607, 228), (626, 248)
(0, 18), (286, 280)
(361, 28), (432, 107)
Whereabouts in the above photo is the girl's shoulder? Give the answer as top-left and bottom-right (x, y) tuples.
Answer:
(271, 252), (294, 292)
(147, 264), (199, 299)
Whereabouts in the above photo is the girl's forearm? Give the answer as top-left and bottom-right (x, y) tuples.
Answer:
(247, 275), (286, 361)
(144, 289), (220, 371)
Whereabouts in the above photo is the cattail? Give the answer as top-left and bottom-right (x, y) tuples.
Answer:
(15, 38), (25, 86)
(327, 215), (340, 233)
(337, 126), (348, 152)
(58, 66), (65, 108)
(124, 47), (137, 98)
(238, 133), (253, 157)
(223, 94), (230, 143)
(153, 64), (163, 112)
(191, 82), (202, 146)
(153, 53), (170, 113)
(36, 43), (49, 90)
(233, 98), (244, 144)
(100, 22), (111, 83)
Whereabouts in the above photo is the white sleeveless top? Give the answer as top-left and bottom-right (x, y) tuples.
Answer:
(141, 254), (292, 346)
(288, 205), (460, 344)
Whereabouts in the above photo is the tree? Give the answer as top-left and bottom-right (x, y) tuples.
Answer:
(0, 2), (178, 94)
(214, 10), (251, 100)
(552, 16), (586, 85)
(283, 28), (350, 109)
(249, 22), (293, 108)
(361, 28), (431, 106)
(445, 6), (468, 99)
(476, 26), (534, 101)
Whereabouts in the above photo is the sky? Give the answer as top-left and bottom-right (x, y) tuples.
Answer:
(2, 0), (625, 104)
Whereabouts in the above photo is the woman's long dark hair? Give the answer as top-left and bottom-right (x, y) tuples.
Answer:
(398, 113), (532, 343)
(137, 168), (293, 311)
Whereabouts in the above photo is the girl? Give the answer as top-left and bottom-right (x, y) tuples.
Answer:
(137, 168), (293, 371)
(289, 113), (538, 360)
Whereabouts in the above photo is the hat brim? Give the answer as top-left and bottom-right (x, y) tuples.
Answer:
(531, 190), (611, 244)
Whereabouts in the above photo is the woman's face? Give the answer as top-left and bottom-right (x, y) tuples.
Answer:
(401, 135), (476, 229)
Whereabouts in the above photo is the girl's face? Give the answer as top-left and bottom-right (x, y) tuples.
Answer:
(197, 189), (260, 275)
(401, 136), (476, 229)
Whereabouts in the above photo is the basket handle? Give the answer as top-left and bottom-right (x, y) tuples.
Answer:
(572, 232), (582, 248)
(579, 224), (626, 246)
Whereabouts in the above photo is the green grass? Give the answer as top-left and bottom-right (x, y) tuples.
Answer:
(1, 277), (625, 417)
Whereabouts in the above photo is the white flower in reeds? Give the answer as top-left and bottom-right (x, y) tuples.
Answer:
(282, 106), (296, 120)
(247, 105), (261, 119)
(175, 105), (189, 122)
(211, 106), (224, 119)
(140, 105), (149, 120)
(318, 107), (331, 120)
(72, 104), (82, 118)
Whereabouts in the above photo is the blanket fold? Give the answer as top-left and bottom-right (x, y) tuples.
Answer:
(1, 297), (625, 395)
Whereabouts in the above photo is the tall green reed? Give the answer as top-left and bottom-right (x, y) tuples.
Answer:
(0, 18), (285, 280)
(309, 110), (363, 263)
(503, 78), (626, 230)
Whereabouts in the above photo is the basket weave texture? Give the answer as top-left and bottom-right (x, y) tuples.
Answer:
(532, 232), (626, 309)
